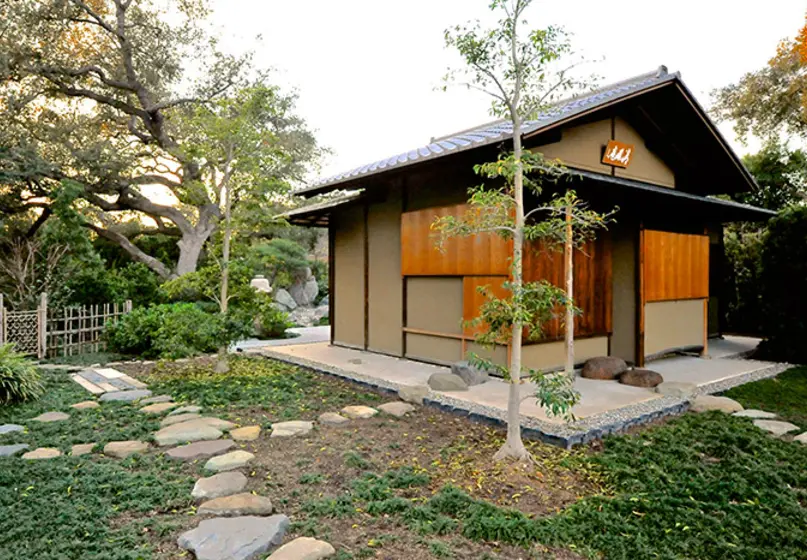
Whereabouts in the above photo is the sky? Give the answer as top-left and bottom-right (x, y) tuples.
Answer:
(211, 0), (806, 183)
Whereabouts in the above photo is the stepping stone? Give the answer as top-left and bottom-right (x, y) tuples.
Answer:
(161, 413), (203, 427)
(177, 515), (289, 560)
(0, 444), (29, 457)
(192, 471), (248, 500)
(340, 406), (378, 419)
(378, 402), (416, 417)
(268, 537), (336, 560)
(169, 405), (202, 416)
(153, 420), (224, 447)
(398, 385), (429, 405)
(198, 493), (274, 516)
(319, 412), (349, 426)
(427, 372), (468, 392)
(204, 450), (254, 473)
(99, 389), (152, 402)
(139, 402), (179, 414)
(71, 401), (100, 410)
(734, 409), (777, 419)
(270, 421), (314, 438)
(104, 440), (149, 458)
(70, 374), (105, 395)
(230, 426), (261, 441)
(753, 419), (800, 436)
(689, 395), (743, 414)
(71, 443), (95, 457)
(32, 411), (70, 423)
(22, 447), (61, 460)
(94, 367), (125, 379)
(139, 395), (173, 405)
(197, 417), (237, 431)
(794, 432), (807, 444)
(166, 439), (235, 462)
(0, 424), (24, 435)
(655, 382), (697, 398)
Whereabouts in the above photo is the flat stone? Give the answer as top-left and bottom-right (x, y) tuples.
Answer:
(340, 406), (379, 419)
(70, 401), (100, 410)
(139, 402), (179, 414)
(451, 361), (489, 386)
(619, 368), (664, 388)
(177, 515), (289, 560)
(99, 389), (152, 402)
(753, 419), (800, 436)
(169, 405), (202, 416)
(690, 395), (744, 413)
(794, 432), (807, 444)
(271, 420), (315, 437)
(0, 424), (24, 435)
(198, 493), (274, 516)
(655, 382), (697, 398)
(0, 444), (29, 457)
(193, 417), (237, 431)
(139, 395), (173, 405)
(230, 426), (261, 441)
(104, 440), (149, 458)
(398, 385), (429, 405)
(204, 450), (255, 472)
(161, 413), (203, 427)
(378, 402), (416, 417)
(71, 443), (95, 457)
(153, 419), (224, 447)
(22, 447), (61, 460)
(166, 439), (235, 461)
(581, 356), (628, 380)
(32, 411), (70, 423)
(267, 537), (336, 560)
(192, 471), (248, 500)
(733, 409), (778, 419)
(427, 373), (468, 392)
(318, 412), (349, 426)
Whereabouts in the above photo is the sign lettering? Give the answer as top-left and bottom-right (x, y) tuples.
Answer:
(602, 140), (635, 168)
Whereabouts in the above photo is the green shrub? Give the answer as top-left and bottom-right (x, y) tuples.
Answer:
(249, 238), (311, 288)
(0, 344), (44, 404)
(254, 297), (292, 339)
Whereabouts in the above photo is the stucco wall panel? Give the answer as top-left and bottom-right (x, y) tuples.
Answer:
(368, 193), (403, 355)
(405, 334), (462, 364)
(406, 277), (463, 335)
(534, 119), (612, 173)
(644, 299), (705, 357)
(333, 206), (365, 348)
(521, 337), (609, 372)
(614, 118), (675, 187)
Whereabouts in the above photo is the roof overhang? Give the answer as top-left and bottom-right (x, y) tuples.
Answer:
(282, 192), (364, 227)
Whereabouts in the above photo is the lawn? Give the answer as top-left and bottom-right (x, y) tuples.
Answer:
(1, 359), (806, 559)
(725, 366), (807, 428)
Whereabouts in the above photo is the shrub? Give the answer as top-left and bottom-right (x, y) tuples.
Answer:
(254, 297), (292, 339)
(0, 344), (44, 404)
(249, 238), (311, 288)
(723, 226), (766, 335)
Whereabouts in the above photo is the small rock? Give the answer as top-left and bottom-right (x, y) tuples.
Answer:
(733, 409), (777, 419)
(794, 432), (807, 444)
(655, 382), (697, 398)
(177, 515), (289, 560)
(0, 444), (29, 457)
(581, 356), (628, 380)
(192, 471), (248, 500)
(270, 420), (314, 437)
(427, 373), (468, 392)
(318, 412), (349, 426)
(340, 406), (379, 419)
(377, 402), (416, 417)
(166, 439), (235, 462)
(398, 385), (429, 405)
(198, 493), (274, 516)
(690, 395), (744, 414)
(451, 361), (489, 386)
(619, 368), (664, 388)
(204, 450), (255, 472)
(139, 402), (179, 414)
(153, 419), (224, 447)
(230, 426), (261, 442)
(99, 389), (152, 402)
(169, 405), (202, 416)
(104, 440), (149, 459)
(22, 447), (61, 460)
(71, 443), (96, 457)
(32, 411), (70, 423)
(753, 419), (800, 436)
(267, 537), (336, 560)
(70, 401), (100, 410)
(0, 424), (24, 435)
(139, 395), (173, 405)
(161, 413), (203, 427)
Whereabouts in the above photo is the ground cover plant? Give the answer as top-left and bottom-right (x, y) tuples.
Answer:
(725, 366), (807, 428)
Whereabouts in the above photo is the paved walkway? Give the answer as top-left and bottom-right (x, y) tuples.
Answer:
(235, 326), (330, 351)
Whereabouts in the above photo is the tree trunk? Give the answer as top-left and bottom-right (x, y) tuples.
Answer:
(564, 203), (574, 376)
(214, 178), (233, 374)
(175, 231), (211, 278)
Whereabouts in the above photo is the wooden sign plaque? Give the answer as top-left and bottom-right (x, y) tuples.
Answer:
(602, 140), (635, 168)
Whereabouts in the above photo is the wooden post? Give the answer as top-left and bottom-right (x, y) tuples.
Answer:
(0, 293), (4, 346)
(38, 292), (48, 359)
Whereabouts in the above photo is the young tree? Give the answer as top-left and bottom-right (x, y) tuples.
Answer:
(435, 0), (609, 461)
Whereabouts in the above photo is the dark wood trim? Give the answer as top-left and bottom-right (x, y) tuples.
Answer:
(363, 201), (370, 350)
(610, 116), (616, 177)
(401, 180), (408, 357)
(402, 327), (469, 341)
(328, 223), (335, 346)
(636, 224), (646, 367)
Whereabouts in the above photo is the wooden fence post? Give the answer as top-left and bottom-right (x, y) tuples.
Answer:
(38, 292), (48, 359)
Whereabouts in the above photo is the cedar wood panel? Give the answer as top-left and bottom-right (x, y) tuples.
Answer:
(643, 230), (709, 302)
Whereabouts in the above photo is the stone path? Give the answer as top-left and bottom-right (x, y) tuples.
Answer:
(71, 367), (147, 395)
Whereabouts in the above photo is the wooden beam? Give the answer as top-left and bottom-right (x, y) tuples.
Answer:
(636, 225), (646, 367)
(328, 223), (335, 346)
(363, 201), (369, 350)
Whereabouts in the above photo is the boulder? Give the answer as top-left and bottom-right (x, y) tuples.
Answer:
(267, 537), (336, 560)
(581, 356), (628, 380)
(139, 402), (178, 414)
(274, 289), (297, 311)
(192, 471), (248, 500)
(290, 276), (319, 307)
(0, 424), (24, 435)
(427, 373), (468, 392)
(619, 368), (664, 388)
(451, 361), (489, 386)
(288, 305), (329, 327)
(0, 444), (29, 457)
(177, 515), (289, 560)
(733, 409), (777, 419)
(655, 382), (697, 398)
(318, 412), (349, 426)
(230, 426), (261, 441)
(153, 420), (223, 447)
(204, 450), (255, 472)
(340, 406), (379, 419)
(377, 402), (416, 418)
(198, 493), (274, 516)
(70, 443), (95, 457)
(690, 395), (744, 414)
(753, 419), (800, 436)
(32, 411), (70, 423)
(320, 295), (329, 307)
(270, 420), (314, 437)
(161, 413), (203, 427)
(22, 447), (61, 460)
(398, 385), (429, 405)
(104, 440), (149, 459)
(166, 439), (235, 462)
(70, 401), (100, 410)
(100, 389), (152, 402)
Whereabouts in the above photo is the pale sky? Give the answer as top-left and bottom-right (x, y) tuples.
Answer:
(211, 0), (806, 183)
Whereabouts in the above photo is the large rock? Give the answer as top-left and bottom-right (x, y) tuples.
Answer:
(22, 447), (61, 460)
(192, 471), (248, 500)
(690, 395), (744, 414)
(161, 413), (203, 427)
(198, 493), (274, 516)
(655, 382), (697, 398)
(270, 420), (314, 437)
(104, 440), (149, 458)
(177, 515), (289, 560)
(340, 406), (379, 419)
(153, 420), (223, 447)
(734, 409), (777, 419)
(267, 537), (336, 560)
(204, 450), (255, 472)
(0, 444), (29, 457)
(0, 424), (24, 435)
(100, 389), (152, 402)
(274, 289), (297, 311)
(581, 356), (628, 380)
(166, 439), (235, 462)
(290, 275), (319, 307)
(398, 385), (429, 405)
(378, 402), (416, 418)
(288, 305), (329, 328)
(451, 361), (489, 386)
(619, 368), (664, 388)
(32, 411), (70, 423)
(427, 373), (468, 392)
(753, 419), (800, 436)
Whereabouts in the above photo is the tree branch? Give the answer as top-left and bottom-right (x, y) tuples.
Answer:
(86, 223), (172, 279)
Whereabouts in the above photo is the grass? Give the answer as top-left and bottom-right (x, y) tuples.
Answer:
(725, 366), (807, 428)
(41, 351), (130, 367)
